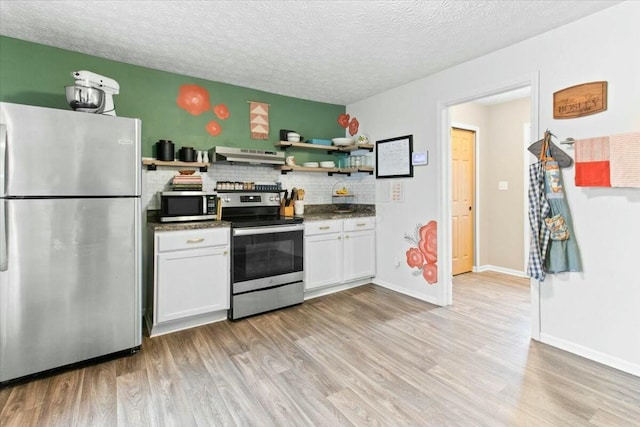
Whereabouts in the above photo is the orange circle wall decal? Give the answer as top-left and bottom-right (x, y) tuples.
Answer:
(213, 104), (230, 120)
(177, 84), (211, 116)
(206, 121), (222, 136)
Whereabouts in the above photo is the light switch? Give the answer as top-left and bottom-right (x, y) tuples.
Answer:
(498, 181), (509, 191)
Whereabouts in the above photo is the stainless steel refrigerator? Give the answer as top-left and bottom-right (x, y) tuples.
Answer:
(0, 102), (142, 384)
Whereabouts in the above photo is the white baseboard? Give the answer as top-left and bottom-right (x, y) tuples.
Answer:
(146, 310), (228, 338)
(540, 333), (640, 378)
(475, 264), (528, 278)
(304, 279), (370, 300)
(371, 278), (442, 306)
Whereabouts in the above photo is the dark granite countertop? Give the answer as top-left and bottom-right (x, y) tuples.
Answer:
(146, 204), (375, 231)
(297, 204), (375, 221)
(146, 211), (232, 232)
(147, 220), (232, 232)
(299, 212), (376, 221)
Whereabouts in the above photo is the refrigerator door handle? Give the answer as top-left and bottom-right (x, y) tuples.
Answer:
(0, 200), (6, 271)
(0, 123), (6, 196)
(0, 124), (6, 270)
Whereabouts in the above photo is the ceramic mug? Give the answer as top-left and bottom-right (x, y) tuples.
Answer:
(286, 156), (296, 166)
(294, 200), (304, 215)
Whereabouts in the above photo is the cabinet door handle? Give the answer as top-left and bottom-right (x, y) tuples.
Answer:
(223, 250), (228, 255)
(356, 223), (367, 227)
(186, 238), (205, 244)
(345, 235), (350, 239)
(338, 236), (342, 240)
(319, 226), (330, 230)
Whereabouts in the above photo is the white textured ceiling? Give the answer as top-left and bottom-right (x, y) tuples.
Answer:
(0, 0), (621, 105)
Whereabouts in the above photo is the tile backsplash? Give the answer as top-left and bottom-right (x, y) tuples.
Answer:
(142, 162), (375, 210)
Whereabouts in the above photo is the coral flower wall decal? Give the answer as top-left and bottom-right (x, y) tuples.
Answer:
(348, 117), (359, 136)
(337, 113), (360, 136)
(406, 247), (425, 269)
(404, 220), (438, 284)
(338, 113), (350, 128)
(177, 84), (211, 115)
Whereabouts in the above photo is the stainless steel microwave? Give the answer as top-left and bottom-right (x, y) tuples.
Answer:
(159, 191), (217, 222)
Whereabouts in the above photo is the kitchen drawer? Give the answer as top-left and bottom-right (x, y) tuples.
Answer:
(343, 217), (376, 232)
(304, 219), (342, 236)
(156, 228), (229, 252)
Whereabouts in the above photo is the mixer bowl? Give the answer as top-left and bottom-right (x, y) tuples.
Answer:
(65, 85), (105, 113)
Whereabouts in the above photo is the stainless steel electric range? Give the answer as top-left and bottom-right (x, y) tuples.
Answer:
(218, 191), (304, 320)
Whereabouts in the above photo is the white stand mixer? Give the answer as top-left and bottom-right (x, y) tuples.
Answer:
(67, 70), (120, 116)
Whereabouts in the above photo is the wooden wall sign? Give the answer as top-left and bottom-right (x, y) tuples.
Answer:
(553, 81), (607, 119)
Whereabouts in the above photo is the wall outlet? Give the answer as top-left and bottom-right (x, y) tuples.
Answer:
(498, 181), (509, 191)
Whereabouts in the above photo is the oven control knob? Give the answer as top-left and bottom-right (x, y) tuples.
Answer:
(223, 197), (231, 203)
(270, 196), (279, 202)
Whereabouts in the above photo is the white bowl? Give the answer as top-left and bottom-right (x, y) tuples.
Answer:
(287, 132), (301, 142)
(302, 162), (319, 168)
(319, 161), (335, 168)
(332, 137), (354, 146)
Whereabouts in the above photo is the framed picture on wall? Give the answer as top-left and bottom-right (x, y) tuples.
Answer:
(375, 135), (414, 179)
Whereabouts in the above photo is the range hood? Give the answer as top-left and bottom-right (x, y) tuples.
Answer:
(209, 146), (285, 165)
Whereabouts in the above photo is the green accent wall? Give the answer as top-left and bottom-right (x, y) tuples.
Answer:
(0, 36), (345, 162)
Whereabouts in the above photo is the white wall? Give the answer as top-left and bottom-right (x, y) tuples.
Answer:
(350, 1), (640, 375)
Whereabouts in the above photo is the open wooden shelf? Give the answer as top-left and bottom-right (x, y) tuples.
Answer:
(277, 165), (338, 174)
(276, 165), (374, 176)
(142, 158), (208, 172)
(275, 141), (340, 153)
(275, 141), (374, 153)
(274, 141), (374, 175)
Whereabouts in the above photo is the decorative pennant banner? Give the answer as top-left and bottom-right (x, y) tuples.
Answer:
(249, 101), (269, 140)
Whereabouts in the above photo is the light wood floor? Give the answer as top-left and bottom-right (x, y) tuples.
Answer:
(2, 271), (639, 426)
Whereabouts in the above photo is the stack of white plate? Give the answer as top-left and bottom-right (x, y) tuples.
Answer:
(319, 161), (335, 168)
(332, 138), (354, 146)
(302, 162), (319, 168)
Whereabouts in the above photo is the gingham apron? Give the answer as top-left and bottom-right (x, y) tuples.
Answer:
(527, 133), (552, 281)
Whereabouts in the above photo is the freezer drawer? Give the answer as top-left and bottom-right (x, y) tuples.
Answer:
(0, 197), (141, 383)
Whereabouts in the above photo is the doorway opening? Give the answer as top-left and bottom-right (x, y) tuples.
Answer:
(438, 73), (541, 339)
(450, 88), (531, 279)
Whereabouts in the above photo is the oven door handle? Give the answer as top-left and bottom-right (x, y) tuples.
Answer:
(233, 224), (304, 236)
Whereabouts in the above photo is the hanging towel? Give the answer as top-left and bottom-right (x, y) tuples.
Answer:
(574, 136), (611, 187)
(609, 132), (640, 188)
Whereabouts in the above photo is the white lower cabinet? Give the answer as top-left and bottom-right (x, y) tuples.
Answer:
(304, 217), (376, 291)
(343, 218), (377, 282)
(148, 227), (230, 336)
(305, 220), (343, 290)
